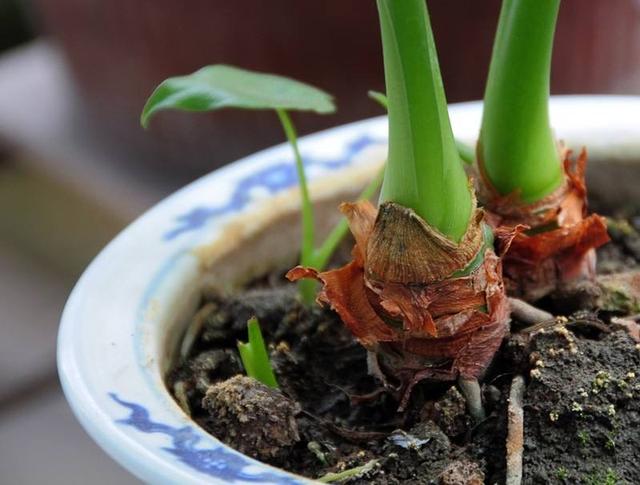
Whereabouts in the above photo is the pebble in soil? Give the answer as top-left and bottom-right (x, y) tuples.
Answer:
(201, 375), (301, 461)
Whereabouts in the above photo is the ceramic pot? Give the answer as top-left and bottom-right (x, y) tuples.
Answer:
(58, 96), (640, 483)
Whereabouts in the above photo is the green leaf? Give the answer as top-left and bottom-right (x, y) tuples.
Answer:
(237, 317), (278, 389)
(141, 64), (335, 127)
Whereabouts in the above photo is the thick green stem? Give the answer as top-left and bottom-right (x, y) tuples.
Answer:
(377, 0), (472, 242)
(479, 0), (563, 203)
(276, 109), (316, 303)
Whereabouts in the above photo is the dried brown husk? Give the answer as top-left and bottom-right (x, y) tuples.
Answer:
(477, 148), (610, 301)
(287, 201), (510, 398)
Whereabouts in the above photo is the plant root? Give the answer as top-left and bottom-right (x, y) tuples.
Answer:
(506, 375), (525, 485)
(457, 377), (486, 423)
(610, 317), (640, 343)
(509, 297), (554, 325)
(301, 410), (391, 443)
(367, 350), (390, 387)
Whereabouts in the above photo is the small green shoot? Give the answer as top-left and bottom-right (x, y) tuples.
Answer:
(556, 467), (569, 481)
(605, 435), (616, 451)
(577, 429), (590, 447)
(585, 468), (620, 485)
(367, 90), (389, 110)
(479, 0), (563, 203)
(237, 317), (278, 389)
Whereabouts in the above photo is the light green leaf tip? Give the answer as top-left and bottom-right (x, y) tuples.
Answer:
(368, 90), (389, 109)
(237, 317), (278, 389)
(141, 64), (335, 128)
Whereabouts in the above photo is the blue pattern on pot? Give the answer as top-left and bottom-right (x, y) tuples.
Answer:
(108, 132), (385, 483)
(110, 393), (305, 484)
(165, 134), (380, 240)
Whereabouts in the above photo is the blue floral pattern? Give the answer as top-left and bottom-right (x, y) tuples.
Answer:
(110, 130), (384, 482)
(110, 393), (306, 484)
(165, 134), (381, 240)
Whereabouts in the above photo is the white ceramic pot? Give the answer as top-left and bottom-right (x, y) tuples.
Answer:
(58, 96), (640, 484)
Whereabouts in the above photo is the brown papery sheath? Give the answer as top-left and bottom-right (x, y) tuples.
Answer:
(287, 200), (512, 403)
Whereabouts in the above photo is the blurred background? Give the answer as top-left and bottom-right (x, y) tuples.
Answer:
(1, 0), (639, 483)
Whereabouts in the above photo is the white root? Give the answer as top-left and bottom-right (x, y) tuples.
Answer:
(506, 375), (526, 485)
(509, 297), (554, 325)
(457, 377), (486, 423)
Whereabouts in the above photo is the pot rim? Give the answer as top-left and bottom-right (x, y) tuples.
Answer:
(57, 95), (640, 484)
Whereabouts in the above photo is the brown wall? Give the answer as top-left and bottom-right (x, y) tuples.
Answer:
(34, 1), (640, 176)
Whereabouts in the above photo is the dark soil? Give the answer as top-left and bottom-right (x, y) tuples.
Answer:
(167, 209), (640, 484)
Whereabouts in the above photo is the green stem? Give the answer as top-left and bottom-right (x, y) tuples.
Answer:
(376, 0), (472, 242)
(277, 109), (314, 264)
(368, 90), (473, 165)
(312, 168), (385, 271)
(276, 109), (316, 303)
(479, 0), (563, 203)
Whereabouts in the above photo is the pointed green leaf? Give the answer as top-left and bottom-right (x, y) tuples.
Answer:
(368, 90), (389, 109)
(141, 64), (335, 127)
(237, 317), (278, 389)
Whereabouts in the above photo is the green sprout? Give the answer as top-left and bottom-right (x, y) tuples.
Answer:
(236, 317), (278, 389)
(577, 429), (590, 447)
(478, 0), (563, 203)
(556, 467), (569, 481)
(141, 65), (381, 304)
(377, 0), (473, 242)
(585, 468), (620, 485)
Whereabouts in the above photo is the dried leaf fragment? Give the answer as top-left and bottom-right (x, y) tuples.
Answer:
(479, 148), (610, 301)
